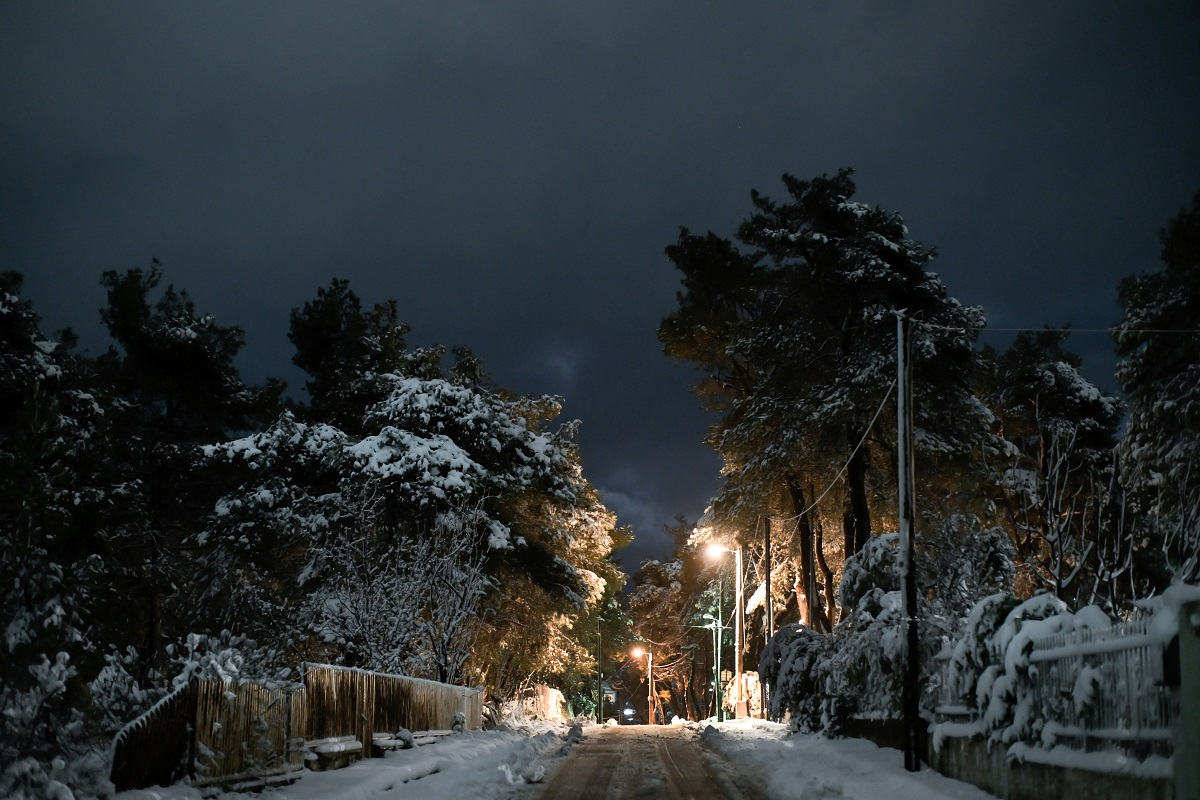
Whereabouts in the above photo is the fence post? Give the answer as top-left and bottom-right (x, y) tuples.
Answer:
(1178, 600), (1200, 800)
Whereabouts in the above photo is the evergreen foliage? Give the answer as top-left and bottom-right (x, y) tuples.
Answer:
(979, 330), (1127, 604)
(0, 267), (626, 798)
(1115, 192), (1200, 582)
(661, 169), (991, 628)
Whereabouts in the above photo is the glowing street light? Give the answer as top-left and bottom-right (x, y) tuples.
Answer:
(706, 543), (745, 718)
(631, 646), (656, 724)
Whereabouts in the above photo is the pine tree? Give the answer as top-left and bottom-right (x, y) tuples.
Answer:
(288, 277), (434, 434)
(661, 170), (991, 627)
(201, 280), (628, 695)
(1115, 191), (1200, 583)
(96, 264), (283, 677)
(0, 273), (117, 792)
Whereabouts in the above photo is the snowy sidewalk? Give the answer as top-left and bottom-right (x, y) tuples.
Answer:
(700, 718), (999, 800)
(113, 724), (563, 800)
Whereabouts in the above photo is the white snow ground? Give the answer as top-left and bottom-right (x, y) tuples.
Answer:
(702, 718), (999, 799)
(112, 719), (1000, 800)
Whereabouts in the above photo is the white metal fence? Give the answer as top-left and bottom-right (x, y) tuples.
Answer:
(936, 617), (1176, 760)
(1028, 618), (1175, 758)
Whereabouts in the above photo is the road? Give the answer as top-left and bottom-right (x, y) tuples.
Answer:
(534, 725), (758, 800)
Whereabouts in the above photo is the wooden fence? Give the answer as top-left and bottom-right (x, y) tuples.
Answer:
(110, 665), (483, 791)
(300, 664), (482, 741)
(110, 679), (200, 791)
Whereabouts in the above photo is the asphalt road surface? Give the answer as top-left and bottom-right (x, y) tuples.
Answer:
(534, 725), (756, 800)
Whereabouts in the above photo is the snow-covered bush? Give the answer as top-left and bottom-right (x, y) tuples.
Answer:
(942, 593), (1119, 748)
(760, 624), (835, 732)
(839, 533), (901, 609)
(0, 653), (113, 800)
(763, 519), (1014, 733)
(89, 647), (160, 738)
(163, 630), (291, 689)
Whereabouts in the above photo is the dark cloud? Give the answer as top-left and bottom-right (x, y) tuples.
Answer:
(3, 1), (1198, 571)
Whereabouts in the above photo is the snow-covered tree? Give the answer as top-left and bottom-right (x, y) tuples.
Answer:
(661, 169), (992, 629)
(288, 278), (437, 435)
(980, 330), (1123, 603)
(1115, 191), (1200, 583)
(306, 500), (491, 683)
(200, 283), (626, 696)
(96, 264), (284, 678)
(0, 273), (116, 798)
(762, 515), (1013, 732)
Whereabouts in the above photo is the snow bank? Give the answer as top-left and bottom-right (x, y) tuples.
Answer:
(701, 719), (999, 800)
(113, 725), (565, 800)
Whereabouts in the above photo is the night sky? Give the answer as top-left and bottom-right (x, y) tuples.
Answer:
(3, 3), (1199, 572)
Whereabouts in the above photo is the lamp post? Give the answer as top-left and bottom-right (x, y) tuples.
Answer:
(631, 646), (655, 724)
(596, 613), (603, 724)
(700, 613), (724, 721)
(706, 543), (745, 717)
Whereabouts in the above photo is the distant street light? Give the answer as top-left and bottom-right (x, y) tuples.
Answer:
(706, 543), (745, 718)
(631, 646), (656, 724)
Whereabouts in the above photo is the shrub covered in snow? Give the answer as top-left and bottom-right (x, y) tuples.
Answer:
(760, 624), (837, 733)
(762, 517), (1014, 733)
(937, 585), (1200, 760)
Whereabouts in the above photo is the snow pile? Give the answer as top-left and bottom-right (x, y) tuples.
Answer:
(700, 719), (998, 800)
(113, 724), (565, 800)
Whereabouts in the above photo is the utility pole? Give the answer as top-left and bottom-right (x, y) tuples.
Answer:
(715, 581), (723, 721)
(648, 649), (655, 724)
(897, 313), (922, 772)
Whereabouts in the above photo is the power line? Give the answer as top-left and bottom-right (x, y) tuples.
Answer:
(777, 376), (898, 524)
(904, 316), (1200, 336)
(759, 312), (1194, 526)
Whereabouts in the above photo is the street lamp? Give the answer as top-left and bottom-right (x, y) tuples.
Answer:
(706, 543), (745, 718)
(698, 613), (725, 722)
(596, 613), (603, 724)
(631, 646), (655, 725)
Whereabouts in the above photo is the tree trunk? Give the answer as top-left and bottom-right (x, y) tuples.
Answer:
(786, 475), (829, 632)
(845, 431), (872, 556)
(813, 508), (838, 626)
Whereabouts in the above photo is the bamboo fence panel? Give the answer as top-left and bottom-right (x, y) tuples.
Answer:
(304, 664), (483, 733)
(191, 681), (304, 786)
(110, 680), (198, 792)
(302, 664), (375, 746)
(110, 664), (483, 790)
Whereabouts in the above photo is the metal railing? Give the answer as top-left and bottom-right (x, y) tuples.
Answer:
(1028, 619), (1175, 758)
(935, 617), (1176, 760)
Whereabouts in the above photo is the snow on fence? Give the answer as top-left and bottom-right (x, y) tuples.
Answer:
(110, 679), (200, 791)
(1027, 618), (1174, 758)
(110, 664), (483, 791)
(936, 615), (1175, 761)
(300, 663), (483, 742)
